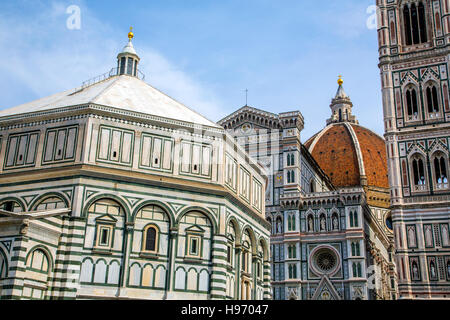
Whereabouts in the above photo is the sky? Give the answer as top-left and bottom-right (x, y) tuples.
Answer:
(0, 0), (382, 140)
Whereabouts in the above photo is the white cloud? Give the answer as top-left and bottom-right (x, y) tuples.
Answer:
(0, 0), (224, 124)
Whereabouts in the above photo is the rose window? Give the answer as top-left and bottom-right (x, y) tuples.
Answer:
(315, 249), (337, 273)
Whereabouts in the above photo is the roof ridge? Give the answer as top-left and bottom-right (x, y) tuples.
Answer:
(90, 76), (120, 104)
(136, 77), (219, 127)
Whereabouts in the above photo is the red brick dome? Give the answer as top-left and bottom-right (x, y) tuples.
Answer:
(305, 123), (389, 189)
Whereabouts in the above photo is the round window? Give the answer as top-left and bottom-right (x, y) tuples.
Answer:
(315, 248), (338, 273)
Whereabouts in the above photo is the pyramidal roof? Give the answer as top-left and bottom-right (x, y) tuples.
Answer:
(0, 75), (220, 128)
(0, 30), (220, 129)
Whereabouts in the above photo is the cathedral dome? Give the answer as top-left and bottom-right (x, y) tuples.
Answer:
(305, 123), (389, 189)
(305, 78), (389, 190)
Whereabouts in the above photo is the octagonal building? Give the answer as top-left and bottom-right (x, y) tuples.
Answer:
(0, 33), (270, 300)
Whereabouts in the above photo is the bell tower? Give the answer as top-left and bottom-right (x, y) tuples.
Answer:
(377, 0), (450, 299)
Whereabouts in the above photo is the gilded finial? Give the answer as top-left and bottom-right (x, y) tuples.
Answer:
(338, 75), (344, 86)
(128, 27), (134, 40)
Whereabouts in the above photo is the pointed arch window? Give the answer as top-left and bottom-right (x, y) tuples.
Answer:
(310, 180), (315, 193)
(287, 214), (296, 232)
(349, 211), (359, 228)
(351, 242), (361, 257)
(406, 87), (419, 119)
(432, 153), (448, 189)
(403, 5), (412, 45)
(288, 264), (297, 279)
(353, 262), (362, 278)
(426, 85), (440, 115)
(412, 157), (426, 185)
(404, 2), (428, 45)
(288, 244), (297, 259)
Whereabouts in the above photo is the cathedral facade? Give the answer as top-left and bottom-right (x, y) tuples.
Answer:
(376, 0), (450, 299)
(220, 80), (397, 300)
(0, 33), (271, 300)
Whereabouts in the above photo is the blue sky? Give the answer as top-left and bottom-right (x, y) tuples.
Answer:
(0, 0), (382, 140)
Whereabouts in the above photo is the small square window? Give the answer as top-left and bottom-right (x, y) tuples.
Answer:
(190, 238), (199, 255)
(96, 225), (113, 248)
(187, 234), (202, 258)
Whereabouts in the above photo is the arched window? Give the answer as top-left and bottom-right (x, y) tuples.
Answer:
(403, 5), (412, 45)
(0, 251), (7, 279)
(426, 85), (440, 114)
(227, 222), (237, 267)
(406, 87), (419, 118)
(350, 211), (359, 228)
(310, 180), (315, 193)
(404, 2), (427, 45)
(27, 249), (50, 274)
(418, 2), (427, 42)
(89, 199), (126, 252)
(0, 200), (22, 214)
(288, 244), (296, 259)
(143, 226), (158, 252)
(432, 153), (448, 189)
(353, 262), (362, 277)
(287, 214), (296, 231)
(35, 196), (67, 211)
(288, 264), (297, 279)
(412, 157), (426, 186)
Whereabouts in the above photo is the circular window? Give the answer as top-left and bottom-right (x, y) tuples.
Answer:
(314, 248), (338, 273)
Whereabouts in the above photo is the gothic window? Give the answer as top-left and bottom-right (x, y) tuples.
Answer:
(0, 251), (7, 279)
(405, 87), (419, 119)
(288, 244), (296, 259)
(426, 84), (440, 115)
(411, 155), (427, 188)
(403, 2), (428, 45)
(287, 214), (296, 231)
(288, 264), (297, 279)
(432, 152), (448, 189)
(351, 242), (361, 257)
(287, 170), (295, 183)
(352, 262), (362, 278)
(349, 211), (359, 228)
(310, 180), (315, 193)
